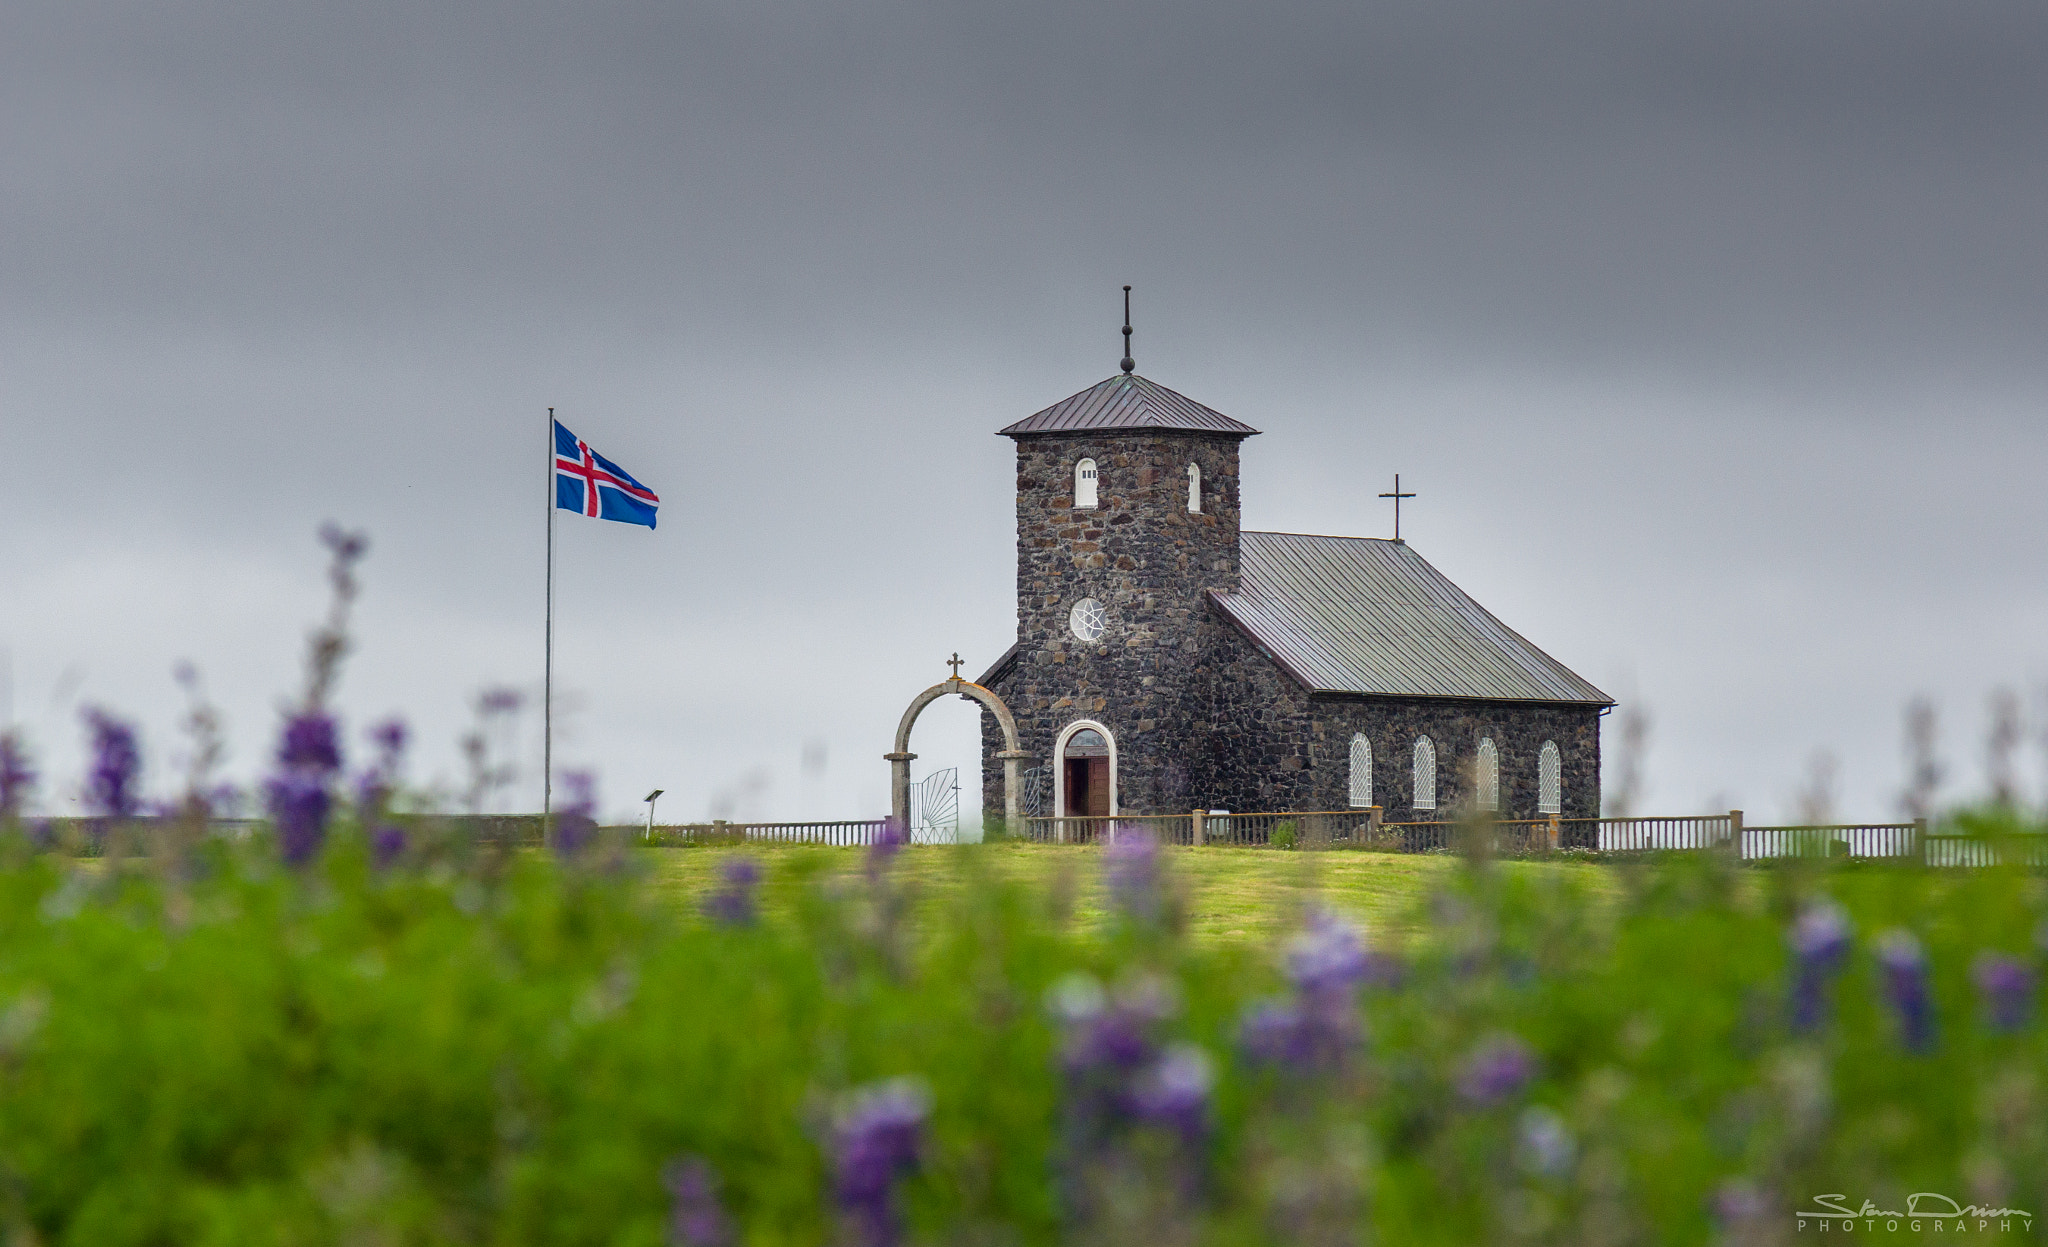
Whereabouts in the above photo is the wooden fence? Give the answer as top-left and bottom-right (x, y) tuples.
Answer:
(1018, 809), (2044, 865)
(648, 819), (893, 847)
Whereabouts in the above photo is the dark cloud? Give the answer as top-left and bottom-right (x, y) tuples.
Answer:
(4, 0), (2044, 820)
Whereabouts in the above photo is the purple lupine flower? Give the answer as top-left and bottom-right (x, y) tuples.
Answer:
(663, 1155), (732, 1247)
(1054, 974), (1174, 1086)
(1237, 998), (1308, 1066)
(704, 857), (761, 927)
(1974, 952), (2035, 1032)
(1242, 908), (1374, 1072)
(354, 717), (409, 813)
(1516, 1106), (1576, 1178)
(1105, 827), (1162, 921)
(867, 818), (909, 875)
(1712, 1178), (1771, 1237)
(1285, 908), (1371, 997)
(267, 710), (341, 866)
(1875, 929), (1936, 1053)
(1129, 1043), (1212, 1143)
(278, 713), (342, 772)
(1458, 1033), (1536, 1105)
(477, 687), (523, 715)
(370, 823), (408, 868)
(0, 731), (34, 817)
(831, 1078), (930, 1247)
(81, 708), (143, 819)
(1787, 899), (1853, 1032)
(553, 771), (598, 857)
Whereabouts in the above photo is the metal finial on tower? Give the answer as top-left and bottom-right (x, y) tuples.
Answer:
(1119, 285), (1135, 373)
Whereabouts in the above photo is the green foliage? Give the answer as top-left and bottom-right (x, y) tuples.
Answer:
(0, 817), (2042, 1244)
(1269, 821), (1298, 851)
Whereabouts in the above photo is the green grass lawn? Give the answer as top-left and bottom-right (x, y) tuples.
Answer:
(641, 842), (1626, 947)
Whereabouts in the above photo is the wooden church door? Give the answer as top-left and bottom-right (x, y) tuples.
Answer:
(1062, 728), (1111, 817)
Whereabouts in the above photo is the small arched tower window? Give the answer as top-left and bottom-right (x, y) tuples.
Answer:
(1412, 736), (1437, 811)
(1187, 461), (1202, 513)
(1348, 733), (1373, 808)
(1074, 458), (1099, 510)
(1538, 741), (1562, 815)
(1476, 737), (1500, 812)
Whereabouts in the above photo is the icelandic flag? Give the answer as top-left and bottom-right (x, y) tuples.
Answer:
(554, 420), (659, 529)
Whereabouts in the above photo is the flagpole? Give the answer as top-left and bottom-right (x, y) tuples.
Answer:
(543, 406), (555, 846)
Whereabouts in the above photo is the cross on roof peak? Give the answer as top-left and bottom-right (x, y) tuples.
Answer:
(947, 652), (964, 680)
(1378, 473), (1417, 543)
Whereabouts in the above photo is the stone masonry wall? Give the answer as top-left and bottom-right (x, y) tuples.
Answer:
(980, 431), (1247, 820)
(987, 593), (1603, 824)
(977, 429), (1605, 828)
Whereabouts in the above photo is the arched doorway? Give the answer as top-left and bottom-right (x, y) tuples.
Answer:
(1052, 720), (1117, 818)
(887, 666), (1030, 834)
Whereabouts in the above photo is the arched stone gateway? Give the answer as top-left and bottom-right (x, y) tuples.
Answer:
(887, 666), (1031, 835)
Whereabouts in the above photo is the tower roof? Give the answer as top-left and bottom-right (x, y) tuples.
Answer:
(998, 373), (1261, 438)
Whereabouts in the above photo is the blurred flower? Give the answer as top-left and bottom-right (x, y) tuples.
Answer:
(704, 857), (761, 927)
(663, 1155), (732, 1247)
(1285, 908), (1370, 996)
(368, 718), (408, 759)
(1515, 1106), (1575, 1178)
(370, 823), (407, 869)
(81, 708), (143, 819)
(477, 687), (523, 715)
(867, 818), (908, 875)
(267, 710), (341, 866)
(1973, 951), (2034, 1033)
(355, 717), (409, 813)
(1241, 908), (1373, 1073)
(1458, 1033), (1536, 1105)
(831, 1078), (930, 1247)
(1875, 929), (1936, 1053)
(1787, 899), (1853, 1032)
(278, 713), (341, 772)
(554, 771), (598, 857)
(1711, 1178), (1773, 1246)
(1130, 1043), (1212, 1144)
(0, 731), (34, 817)
(1105, 826), (1162, 921)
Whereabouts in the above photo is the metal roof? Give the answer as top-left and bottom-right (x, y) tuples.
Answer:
(1213, 532), (1613, 705)
(998, 373), (1261, 438)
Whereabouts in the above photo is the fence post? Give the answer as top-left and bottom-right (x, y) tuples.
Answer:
(1367, 806), (1383, 846)
(1912, 816), (1926, 863)
(1192, 809), (1206, 848)
(1547, 814), (1560, 851)
(1728, 809), (1743, 858)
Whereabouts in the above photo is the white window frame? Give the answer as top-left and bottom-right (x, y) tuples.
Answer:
(1187, 461), (1202, 513)
(1476, 737), (1500, 812)
(1538, 741), (1562, 815)
(1074, 458), (1099, 510)
(1348, 733), (1373, 808)
(1413, 736), (1437, 811)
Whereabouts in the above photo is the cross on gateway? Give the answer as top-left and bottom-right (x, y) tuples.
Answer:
(1378, 473), (1417, 543)
(947, 653), (965, 679)
(556, 440), (658, 518)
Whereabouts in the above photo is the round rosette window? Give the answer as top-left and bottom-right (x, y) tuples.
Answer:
(1067, 597), (1107, 643)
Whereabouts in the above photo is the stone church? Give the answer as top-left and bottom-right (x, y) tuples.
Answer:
(977, 365), (1612, 824)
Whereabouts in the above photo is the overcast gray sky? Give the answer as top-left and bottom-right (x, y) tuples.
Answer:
(4, 0), (2044, 824)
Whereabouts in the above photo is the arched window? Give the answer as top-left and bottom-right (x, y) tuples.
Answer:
(1074, 458), (1099, 510)
(1538, 741), (1562, 815)
(1412, 736), (1437, 811)
(1476, 737), (1500, 812)
(1348, 733), (1373, 807)
(1187, 461), (1202, 513)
